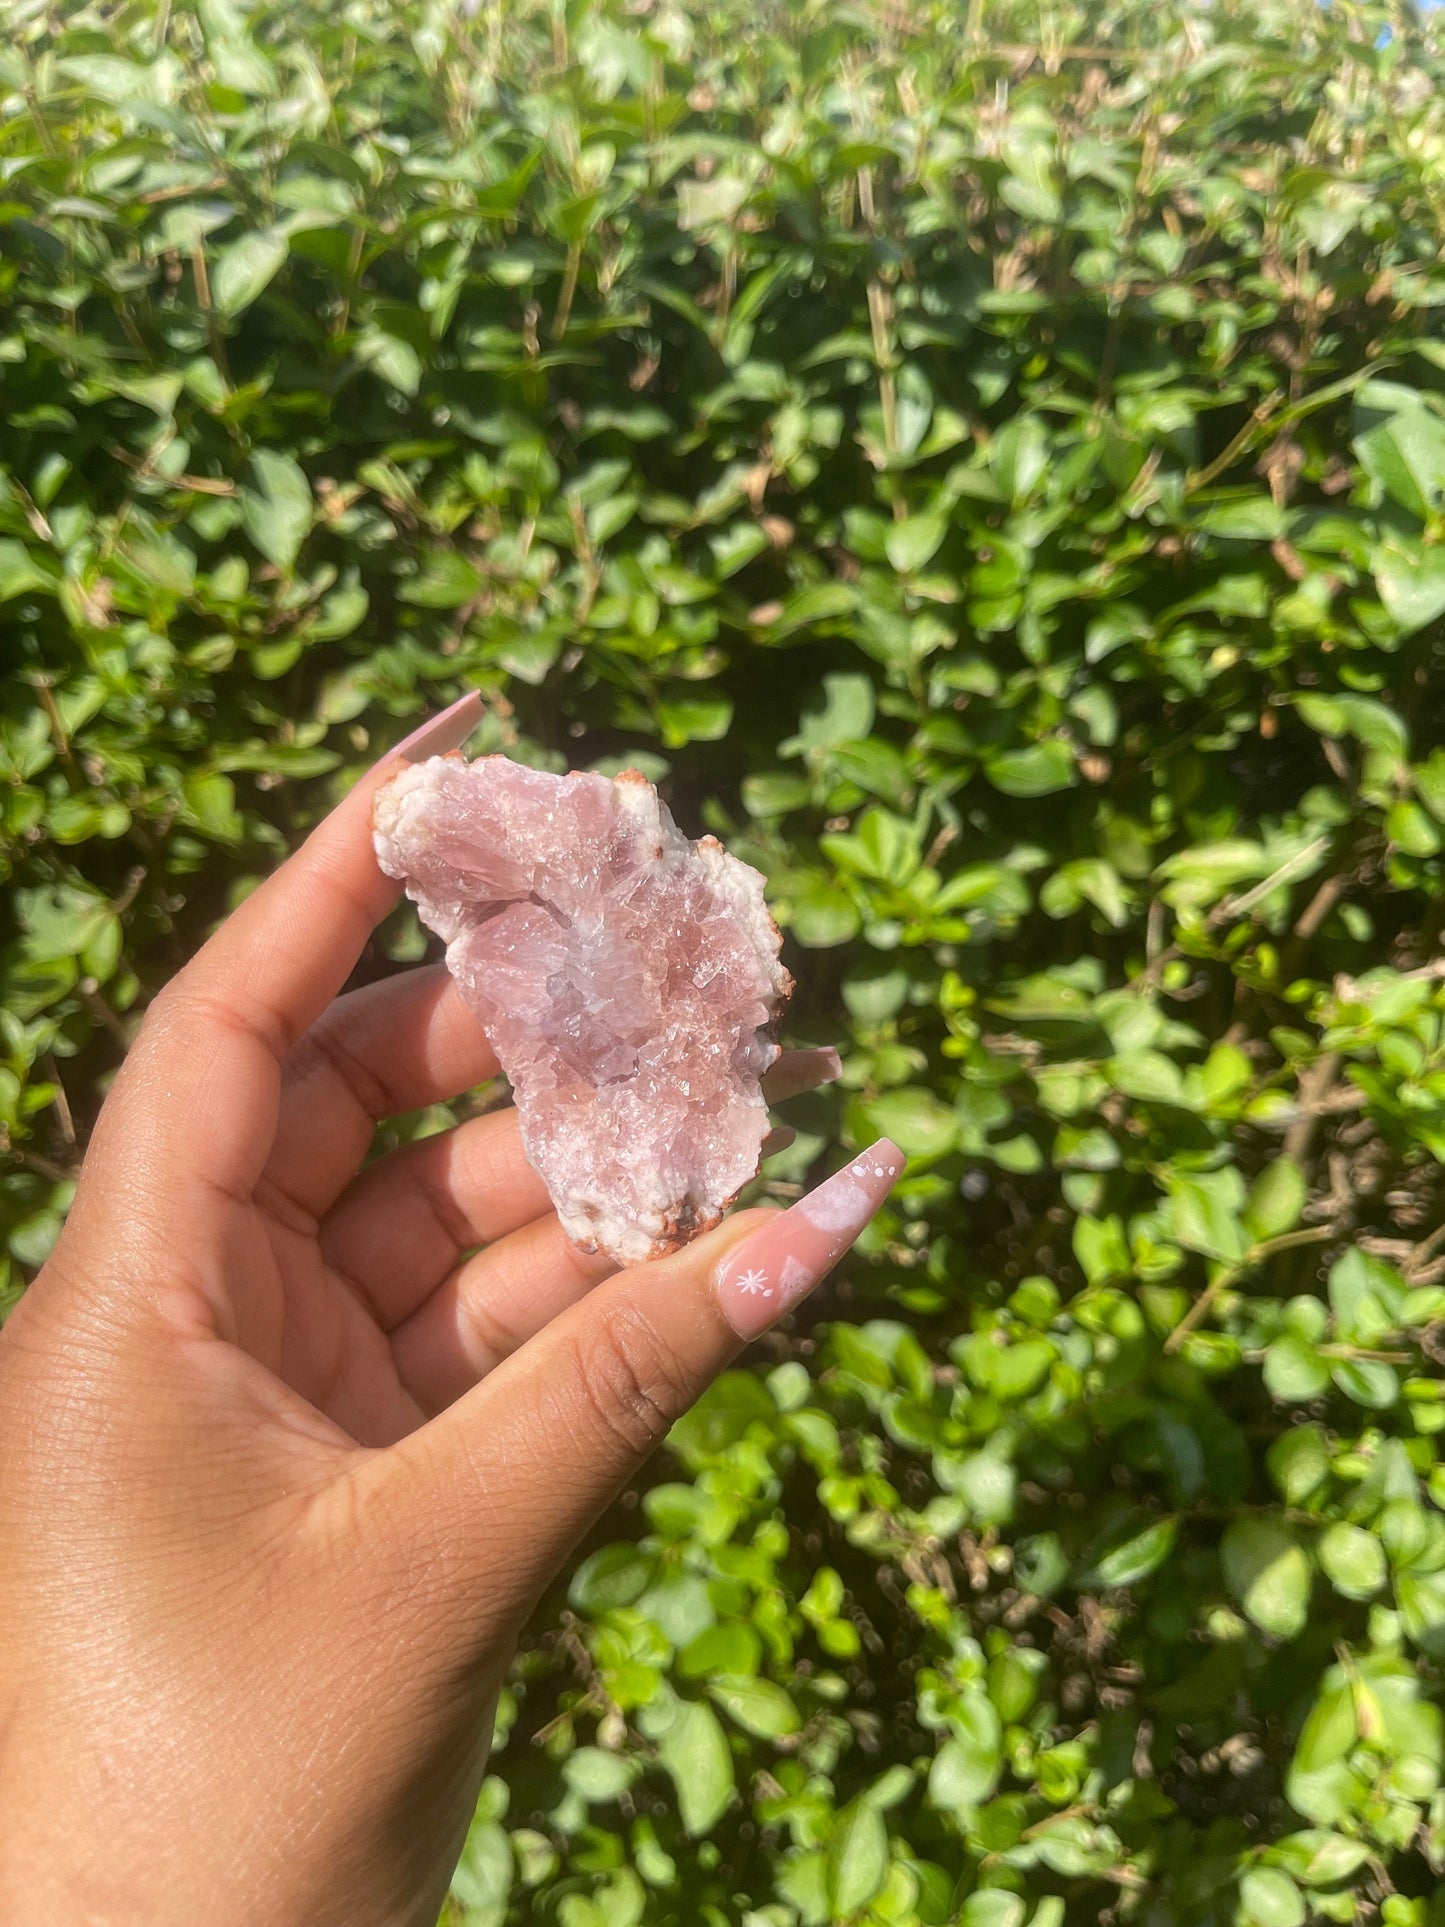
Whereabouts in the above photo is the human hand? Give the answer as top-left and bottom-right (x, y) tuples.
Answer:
(0, 692), (901, 1927)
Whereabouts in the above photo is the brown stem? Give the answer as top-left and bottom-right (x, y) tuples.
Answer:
(1165, 1225), (1334, 1353)
(552, 241), (581, 338)
(191, 240), (233, 389)
(1283, 1053), (1342, 1165)
(333, 226), (366, 338)
(7, 1145), (76, 1184)
(44, 1053), (76, 1148)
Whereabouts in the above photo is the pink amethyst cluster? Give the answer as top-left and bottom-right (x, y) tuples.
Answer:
(372, 755), (793, 1266)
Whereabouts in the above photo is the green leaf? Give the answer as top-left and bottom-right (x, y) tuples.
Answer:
(1264, 1334), (1330, 1401)
(1291, 1678), (1358, 1781)
(1266, 1425), (1330, 1504)
(859, 1087), (958, 1160)
(450, 1815), (512, 1924)
(241, 450), (312, 569)
(568, 1544), (653, 1611)
(928, 1693), (1002, 1815)
(1355, 396), (1445, 519)
(959, 1896), (1026, 1927)
(1237, 1867), (1305, 1927)
(788, 881), (861, 947)
(1373, 540), (1445, 636)
(1331, 1358), (1399, 1409)
(1244, 1159), (1306, 1242)
(1221, 1520), (1311, 1640)
(1316, 1523), (1387, 1601)
(984, 741), (1076, 798)
(658, 695), (733, 747)
(1167, 1167), (1249, 1264)
(707, 1675), (801, 1740)
(1195, 494), (1287, 541)
(885, 514), (947, 573)
(1108, 1050), (1185, 1106)
(826, 1799), (890, 1915)
(180, 772), (242, 842)
(655, 1699), (734, 1836)
(356, 326), (423, 395)
(562, 1746), (639, 1802)
(212, 228), (288, 315)
(1396, 1567), (1445, 1656)
(783, 673), (876, 756)
(398, 550), (484, 608)
(0, 539), (57, 602)
(1085, 1517), (1178, 1589)
(1268, 1831), (1371, 1886)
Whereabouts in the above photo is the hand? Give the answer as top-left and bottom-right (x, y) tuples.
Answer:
(0, 693), (900, 1927)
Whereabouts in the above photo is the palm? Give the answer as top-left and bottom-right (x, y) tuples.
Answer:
(188, 959), (611, 1451)
(229, 1202), (427, 1445)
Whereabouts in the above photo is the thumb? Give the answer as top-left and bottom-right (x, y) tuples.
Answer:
(379, 1140), (902, 1630)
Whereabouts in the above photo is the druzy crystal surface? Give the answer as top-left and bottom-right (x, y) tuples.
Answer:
(372, 755), (792, 1266)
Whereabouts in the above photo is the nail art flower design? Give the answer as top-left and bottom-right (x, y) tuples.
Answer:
(716, 1138), (903, 1341)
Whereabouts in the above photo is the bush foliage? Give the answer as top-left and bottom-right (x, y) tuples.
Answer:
(7, 0), (1445, 1919)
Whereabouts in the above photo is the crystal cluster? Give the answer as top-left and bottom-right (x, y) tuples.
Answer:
(372, 755), (792, 1266)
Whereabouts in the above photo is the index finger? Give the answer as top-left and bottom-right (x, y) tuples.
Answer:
(82, 693), (484, 1218)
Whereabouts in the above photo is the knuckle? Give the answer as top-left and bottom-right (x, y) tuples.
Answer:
(569, 1306), (696, 1463)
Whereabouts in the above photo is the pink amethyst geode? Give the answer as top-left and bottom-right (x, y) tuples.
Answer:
(372, 755), (793, 1266)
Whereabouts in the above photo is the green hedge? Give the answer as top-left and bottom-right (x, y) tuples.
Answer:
(7, 0), (1445, 1919)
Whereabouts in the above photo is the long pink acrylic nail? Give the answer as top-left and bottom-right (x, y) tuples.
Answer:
(716, 1137), (903, 1339)
(382, 689), (485, 766)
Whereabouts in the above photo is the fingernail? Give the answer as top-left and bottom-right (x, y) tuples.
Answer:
(759, 1124), (796, 1159)
(382, 689), (485, 767)
(716, 1137), (902, 1339)
(760, 1046), (844, 1104)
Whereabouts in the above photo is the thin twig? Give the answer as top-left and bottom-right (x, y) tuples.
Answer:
(1165, 1225), (1334, 1353)
(44, 1054), (76, 1147)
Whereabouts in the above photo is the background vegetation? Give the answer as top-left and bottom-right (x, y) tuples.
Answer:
(6, 0), (1445, 1919)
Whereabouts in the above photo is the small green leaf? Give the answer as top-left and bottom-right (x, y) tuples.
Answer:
(1264, 1335), (1330, 1402)
(212, 228), (288, 315)
(1373, 541), (1445, 635)
(398, 550), (484, 608)
(885, 514), (947, 573)
(450, 1815), (512, 1924)
(707, 1675), (801, 1740)
(1331, 1358), (1399, 1409)
(655, 1699), (734, 1836)
(1085, 1517), (1178, 1589)
(241, 450), (312, 570)
(928, 1692), (1003, 1817)
(1268, 1831), (1371, 1886)
(1221, 1520), (1311, 1640)
(1238, 1867), (1305, 1927)
(788, 881), (862, 947)
(859, 1087), (957, 1160)
(826, 1799), (890, 1914)
(562, 1747), (640, 1802)
(1245, 1158), (1306, 1242)
(1316, 1523), (1387, 1600)
(984, 741), (1075, 798)
(0, 539), (57, 602)
(357, 326), (423, 395)
(568, 1544), (654, 1611)
(1266, 1425), (1330, 1504)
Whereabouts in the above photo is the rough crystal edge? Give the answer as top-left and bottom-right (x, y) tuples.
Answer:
(372, 753), (795, 1265)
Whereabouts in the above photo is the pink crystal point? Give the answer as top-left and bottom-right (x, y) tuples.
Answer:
(372, 755), (793, 1266)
